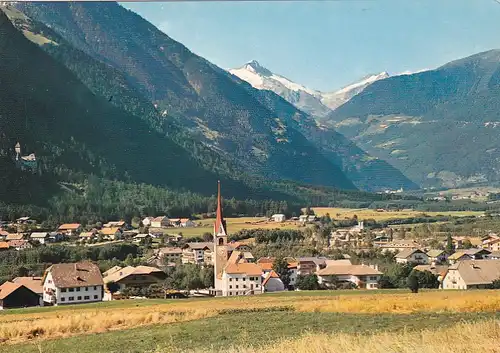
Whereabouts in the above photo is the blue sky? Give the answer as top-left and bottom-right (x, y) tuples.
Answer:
(123, 0), (500, 92)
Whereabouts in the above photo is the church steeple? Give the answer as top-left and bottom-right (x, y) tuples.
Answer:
(214, 180), (227, 238)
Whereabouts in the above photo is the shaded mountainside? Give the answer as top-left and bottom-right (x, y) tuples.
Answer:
(0, 9), (258, 201)
(15, 1), (356, 191)
(327, 50), (500, 188)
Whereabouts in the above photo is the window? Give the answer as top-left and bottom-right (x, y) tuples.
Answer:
(229, 285), (232, 289)
(77, 296), (82, 300)
(60, 297), (65, 302)
(61, 288), (67, 292)
(48, 279), (52, 284)
(69, 288), (74, 292)
(370, 276), (377, 281)
(84, 296), (90, 300)
(85, 287), (89, 291)
(76, 287), (81, 292)
(94, 295), (98, 299)
(236, 278), (239, 282)
(236, 285), (239, 289)
(229, 278), (232, 282)
(69, 296), (74, 301)
(94, 286), (97, 290)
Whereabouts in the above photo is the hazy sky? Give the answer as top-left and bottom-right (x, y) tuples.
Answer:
(122, 0), (500, 92)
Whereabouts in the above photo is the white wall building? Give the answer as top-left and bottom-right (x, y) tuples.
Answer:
(42, 262), (104, 305)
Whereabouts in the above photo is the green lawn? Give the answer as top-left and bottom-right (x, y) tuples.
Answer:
(4, 311), (498, 353)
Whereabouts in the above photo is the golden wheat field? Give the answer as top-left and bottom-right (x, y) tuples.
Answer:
(186, 320), (500, 353)
(310, 207), (483, 221)
(173, 217), (306, 238)
(1, 290), (499, 346)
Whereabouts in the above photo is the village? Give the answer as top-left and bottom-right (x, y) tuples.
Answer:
(1, 183), (500, 310)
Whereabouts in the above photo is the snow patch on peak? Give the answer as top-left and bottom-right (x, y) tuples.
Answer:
(335, 72), (390, 95)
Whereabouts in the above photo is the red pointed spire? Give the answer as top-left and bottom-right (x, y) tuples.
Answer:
(214, 180), (226, 236)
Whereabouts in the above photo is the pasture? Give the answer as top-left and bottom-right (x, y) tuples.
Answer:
(1, 290), (499, 352)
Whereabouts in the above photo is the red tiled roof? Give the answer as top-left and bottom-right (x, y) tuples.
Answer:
(0, 282), (22, 300)
(262, 270), (281, 286)
(58, 223), (81, 230)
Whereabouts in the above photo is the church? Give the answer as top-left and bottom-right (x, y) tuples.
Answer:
(212, 181), (264, 297)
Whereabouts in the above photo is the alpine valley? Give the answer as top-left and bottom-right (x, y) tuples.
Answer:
(0, 0), (419, 219)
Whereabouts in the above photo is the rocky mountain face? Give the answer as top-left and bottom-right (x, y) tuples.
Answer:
(327, 50), (500, 188)
(13, 1), (417, 192)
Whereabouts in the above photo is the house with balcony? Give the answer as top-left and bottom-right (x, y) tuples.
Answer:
(317, 263), (382, 289)
(395, 249), (429, 265)
(182, 242), (214, 265)
(103, 265), (165, 300)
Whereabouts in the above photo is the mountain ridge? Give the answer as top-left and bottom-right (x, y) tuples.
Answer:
(15, 1), (418, 192)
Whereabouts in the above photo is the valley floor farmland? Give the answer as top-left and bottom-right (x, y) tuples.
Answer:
(1, 290), (499, 353)
(310, 207), (483, 221)
(171, 217), (306, 238)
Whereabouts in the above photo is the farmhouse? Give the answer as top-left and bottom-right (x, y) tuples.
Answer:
(103, 220), (126, 228)
(442, 260), (500, 290)
(426, 249), (448, 264)
(317, 263), (382, 290)
(395, 249), (429, 265)
(180, 218), (196, 227)
(0, 282), (42, 310)
(448, 251), (473, 264)
(182, 242), (213, 265)
(30, 232), (50, 244)
(58, 223), (82, 236)
(482, 235), (500, 251)
(42, 261), (104, 305)
(79, 231), (97, 240)
(378, 239), (421, 253)
(158, 247), (183, 263)
(100, 227), (122, 240)
(12, 276), (43, 297)
(151, 216), (170, 228)
(271, 214), (286, 222)
(103, 265), (165, 300)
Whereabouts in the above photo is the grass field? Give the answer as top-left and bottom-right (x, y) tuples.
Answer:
(1, 290), (499, 352)
(168, 217), (306, 238)
(310, 207), (483, 221)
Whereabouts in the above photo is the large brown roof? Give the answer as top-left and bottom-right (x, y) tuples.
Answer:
(317, 264), (382, 276)
(0, 282), (23, 300)
(45, 262), (103, 288)
(0, 241), (9, 249)
(100, 227), (121, 235)
(449, 260), (500, 285)
(183, 242), (213, 251)
(12, 277), (43, 294)
(103, 265), (163, 283)
(225, 263), (262, 276)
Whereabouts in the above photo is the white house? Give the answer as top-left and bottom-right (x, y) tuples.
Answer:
(271, 214), (286, 223)
(142, 217), (154, 227)
(262, 270), (285, 292)
(30, 232), (50, 245)
(151, 216), (170, 228)
(221, 262), (263, 296)
(180, 218), (196, 227)
(317, 263), (382, 289)
(42, 262), (104, 305)
(442, 260), (500, 290)
(395, 249), (429, 265)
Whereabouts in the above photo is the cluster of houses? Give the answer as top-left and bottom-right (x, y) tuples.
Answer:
(0, 215), (198, 251)
(270, 214), (317, 224)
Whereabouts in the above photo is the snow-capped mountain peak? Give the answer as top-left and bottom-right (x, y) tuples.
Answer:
(229, 61), (392, 116)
